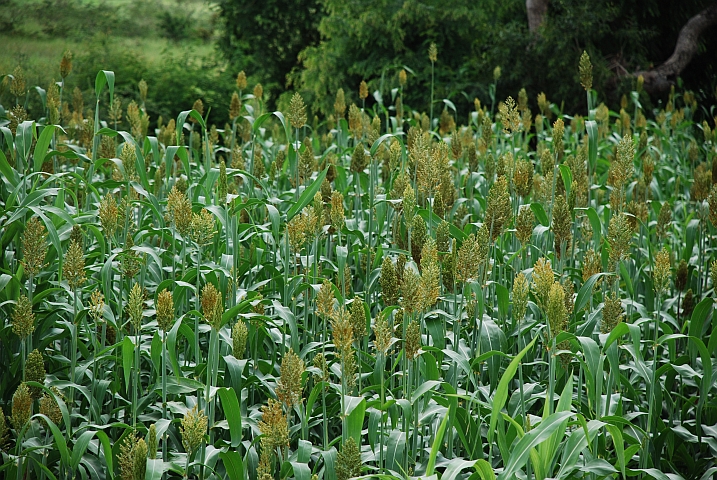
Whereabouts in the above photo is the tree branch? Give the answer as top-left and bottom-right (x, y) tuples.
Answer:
(637, 2), (717, 94)
(526, 0), (549, 34)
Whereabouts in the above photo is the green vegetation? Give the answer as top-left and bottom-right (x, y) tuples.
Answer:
(2, 17), (717, 480)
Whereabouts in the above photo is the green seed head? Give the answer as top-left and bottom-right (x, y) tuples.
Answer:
(12, 295), (35, 340)
(181, 405), (207, 456)
(26, 349), (45, 399)
(12, 383), (32, 430)
(277, 348), (305, 408)
(579, 51), (593, 91)
(336, 437), (363, 480)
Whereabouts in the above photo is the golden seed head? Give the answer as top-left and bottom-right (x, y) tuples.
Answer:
(127, 282), (144, 331)
(553, 118), (565, 160)
(258, 398), (288, 451)
(12, 383), (32, 430)
(313, 352), (329, 383)
(348, 103), (363, 139)
(531, 257), (554, 312)
(537, 92), (549, 116)
(331, 306), (354, 353)
(373, 314), (393, 354)
(63, 238), (86, 290)
(359, 80), (369, 100)
(334, 88), (346, 119)
(607, 213), (632, 268)
(708, 184), (717, 228)
(232, 321), (248, 359)
(191, 209), (216, 246)
(513, 272), (530, 322)
(582, 250), (602, 284)
(514, 158), (534, 198)
(402, 186), (418, 229)
(656, 201), (672, 238)
(654, 248), (671, 295)
(411, 215), (428, 264)
(552, 195), (572, 259)
(181, 405), (207, 456)
(350, 143), (367, 173)
(579, 51), (593, 91)
(156, 288), (175, 331)
(485, 176), (512, 239)
(39, 388), (63, 427)
(380, 256), (399, 306)
(236, 71), (247, 91)
(167, 186), (192, 238)
(147, 424), (157, 459)
(439, 108), (456, 135)
(253, 83), (263, 101)
(601, 293), (624, 334)
(330, 191), (345, 231)
(317, 279), (336, 319)
(191, 99), (204, 119)
(10, 65), (26, 99)
(99, 193), (119, 239)
(428, 42), (438, 63)
(21, 216), (47, 277)
(405, 319), (421, 360)
(60, 50), (73, 78)
(499, 96), (521, 136)
(546, 281), (567, 341)
(0, 408), (7, 449)
(288, 92), (307, 129)
(516, 205), (534, 246)
(12, 295), (35, 340)
(138, 79), (148, 103)
(201, 283), (223, 330)
(229, 92), (242, 121)
(493, 66), (501, 82)
(692, 163), (712, 201)
(276, 348), (305, 408)
(399, 69), (407, 86)
(711, 260), (717, 295)
(26, 349), (46, 400)
(455, 232), (482, 283)
(419, 238), (440, 310)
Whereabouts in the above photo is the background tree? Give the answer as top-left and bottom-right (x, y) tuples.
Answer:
(216, 0), (324, 101)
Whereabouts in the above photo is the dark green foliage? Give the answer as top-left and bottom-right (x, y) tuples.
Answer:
(217, 0), (324, 99)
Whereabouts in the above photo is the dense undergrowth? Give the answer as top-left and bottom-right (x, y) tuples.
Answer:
(1, 51), (717, 480)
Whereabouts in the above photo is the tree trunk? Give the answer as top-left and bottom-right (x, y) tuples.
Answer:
(526, 0), (549, 33)
(637, 3), (717, 94)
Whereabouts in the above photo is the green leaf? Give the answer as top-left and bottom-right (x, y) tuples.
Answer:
(586, 120), (598, 171)
(286, 167), (328, 221)
(489, 335), (539, 450)
(473, 459), (496, 480)
(498, 411), (572, 480)
(95, 70), (115, 103)
(122, 336), (134, 393)
(574, 273), (609, 314)
(217, 388), (243, 448)
(33, 125), (56, 173)
(530, 203), (549, 226)
(426, 408), (450, 476)
(219, 451), (244, 480)
(559, 164), (573, 198)
(605, 424), (626, 479)
(344, 396), (365, 446)
(145, 459), (167, 480)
